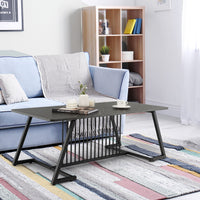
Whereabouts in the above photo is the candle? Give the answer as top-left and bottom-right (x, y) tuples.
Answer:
(89, 99), (95, 107)
(66, 99), (77, 109)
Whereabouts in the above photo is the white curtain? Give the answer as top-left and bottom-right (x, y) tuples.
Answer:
(181, 0), (200, 125)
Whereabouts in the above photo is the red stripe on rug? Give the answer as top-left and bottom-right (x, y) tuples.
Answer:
(91, 162), (165, 200)
(162, 165), (200, 183)
(0, 178), (29, 200)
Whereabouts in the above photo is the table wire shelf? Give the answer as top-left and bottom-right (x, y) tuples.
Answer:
(63, 115), (122, 166)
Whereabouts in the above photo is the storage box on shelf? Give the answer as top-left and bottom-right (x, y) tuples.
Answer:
(82, 6), (145, 103)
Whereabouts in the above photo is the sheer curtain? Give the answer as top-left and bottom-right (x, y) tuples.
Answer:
(181, 0), (200, 125)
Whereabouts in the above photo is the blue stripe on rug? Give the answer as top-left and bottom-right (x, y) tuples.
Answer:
(75, 179), (115, 200)
(126, 145), (200, 174)
(127, 144), (159, 157)
(23, 150), (51, 167)
(2, 153), (14, 162)
(163, 158), (200, 174)
(130, 133), (184, 150)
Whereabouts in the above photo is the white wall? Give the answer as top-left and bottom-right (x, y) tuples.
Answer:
(0, 0), (135, 55)
(82, 0), (135, 6)
(135, 0), (183, 117)
(0, 0), (86, 55)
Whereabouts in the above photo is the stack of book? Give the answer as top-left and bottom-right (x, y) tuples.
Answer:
(52, 107), (99, 115)
(124, 18), (142, 34)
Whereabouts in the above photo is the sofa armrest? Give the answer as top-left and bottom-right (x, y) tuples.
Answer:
(89, 65), (129, 100)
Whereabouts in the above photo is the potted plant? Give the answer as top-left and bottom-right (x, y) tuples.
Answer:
(78, 81), (89, 107)
(100, 45), (110, 62)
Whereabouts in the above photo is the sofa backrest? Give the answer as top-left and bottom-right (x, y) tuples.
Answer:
(0, 53), (43, 98)
(0, 51), (90, 98)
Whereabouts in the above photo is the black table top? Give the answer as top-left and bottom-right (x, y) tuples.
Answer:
(12, 101), (167, 122)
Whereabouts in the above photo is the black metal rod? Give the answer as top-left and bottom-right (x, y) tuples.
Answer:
(110, 116), (121, 146)
(94, 117), (97, 159)
(82, 119), (84, 161)
(116, 115), (119, 154)
(13, 117), (32, 166)
(98, 117), (100, 158)
(105, 116), (108, 157)
(90, 117), (93, 159)
(86, 118), (88, 160)
(51, 120), (76, 185)
(151, 111), (166, 157)
(74, 119), (77, 163)
(102, 117), (104, 157)
(108, 116), (111, 156)
(70, 121), (73, 164)
(65, 121), (68, 164)
(111, 116), (114, 155)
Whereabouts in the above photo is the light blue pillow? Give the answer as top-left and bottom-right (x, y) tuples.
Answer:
(0, 56), (43, 98)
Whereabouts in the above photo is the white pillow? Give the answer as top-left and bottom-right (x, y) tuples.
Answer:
(0, 90), (5, 104)
(0, 74), (28, 104)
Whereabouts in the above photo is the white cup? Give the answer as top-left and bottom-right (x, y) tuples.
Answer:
(117, 100), (128, 107)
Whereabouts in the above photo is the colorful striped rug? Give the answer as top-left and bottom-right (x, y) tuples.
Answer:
(1, 134), (200, 200)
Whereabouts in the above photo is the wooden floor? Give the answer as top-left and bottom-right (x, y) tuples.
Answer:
(124, 113), (200, 200)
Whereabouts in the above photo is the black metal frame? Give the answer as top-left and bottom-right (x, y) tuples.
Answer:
(10, 111), (166, 185)
(120, 111), (166, 162)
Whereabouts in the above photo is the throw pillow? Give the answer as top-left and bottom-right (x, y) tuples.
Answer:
(129, 72), (143, 85)
(0, 90), (5, 104)
(0, 74), (28, 104)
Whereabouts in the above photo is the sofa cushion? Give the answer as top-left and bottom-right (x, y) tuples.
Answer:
(0, 74), (28, 104)
(0, 56), (43, 98)
(0, 98), (65, 128)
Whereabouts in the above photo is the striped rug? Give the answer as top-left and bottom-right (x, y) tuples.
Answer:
(1, 134), (200, 200)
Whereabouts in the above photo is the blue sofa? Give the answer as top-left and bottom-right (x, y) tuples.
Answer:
(0, 51), (129, 153)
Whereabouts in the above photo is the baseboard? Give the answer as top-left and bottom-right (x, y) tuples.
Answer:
(145, 99), (180, 118)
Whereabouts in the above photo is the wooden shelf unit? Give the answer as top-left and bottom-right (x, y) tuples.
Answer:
(82, 6), (145, 103)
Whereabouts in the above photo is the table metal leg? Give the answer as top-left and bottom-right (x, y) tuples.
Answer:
(126, 111), (166, 161)
(51, 120), (76, 185)
(150, 111), (166, 161)
(13, 117), (33, 166)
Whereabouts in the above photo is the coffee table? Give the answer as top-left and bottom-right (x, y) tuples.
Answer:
(11, 101), (167, 185)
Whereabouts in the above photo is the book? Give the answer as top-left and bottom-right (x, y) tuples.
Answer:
(132, 18), (138, 34)
(52, 107), (99, 115)
(133, 18), (142, 34)
(136, 18), (142, 34)
(124, 19), (136, 34)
